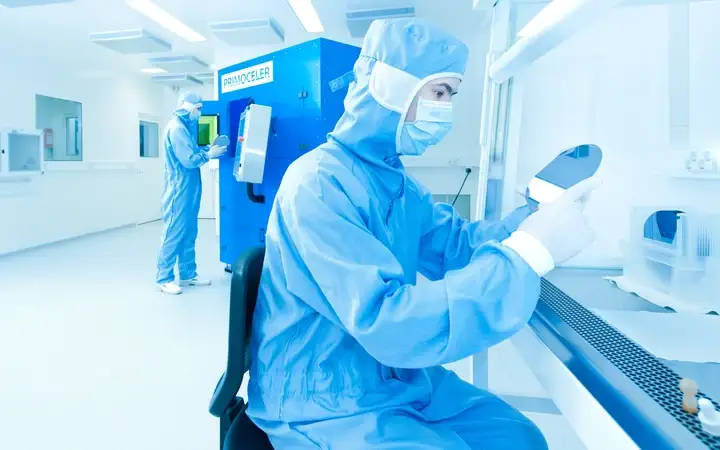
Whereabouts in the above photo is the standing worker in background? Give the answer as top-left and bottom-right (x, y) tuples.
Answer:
(156, 92), (228, 295)
(247, 18), (601, 448)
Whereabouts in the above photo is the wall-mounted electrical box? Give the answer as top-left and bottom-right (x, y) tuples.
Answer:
(0, 128), (44, 178)
(233, 104), (272, 184)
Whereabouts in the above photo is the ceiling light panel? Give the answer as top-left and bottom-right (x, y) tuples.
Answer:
(193, 72), (215, 81)
(147, 55), (210, 73)
(126, 0), (206, 43)
(141, 68), (167, 74)
(89, 29), (172, 54)
(346, 7), (414, 39)
(151, 74), (204, 87)
(286, 0), (324, 33)
(210, 19), (285, 46)
(0, 0), (73, 6)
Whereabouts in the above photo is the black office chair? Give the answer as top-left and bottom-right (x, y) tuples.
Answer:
(209, 246), (274, 450)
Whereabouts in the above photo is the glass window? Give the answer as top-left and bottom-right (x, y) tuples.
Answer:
(139, 121), (159, 158)
(35, 94), (83, 162)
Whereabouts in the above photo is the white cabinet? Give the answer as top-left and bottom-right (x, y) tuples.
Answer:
(0, 128), (44, 178)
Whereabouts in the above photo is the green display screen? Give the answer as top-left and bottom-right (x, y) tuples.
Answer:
(198, 115), (219, 146)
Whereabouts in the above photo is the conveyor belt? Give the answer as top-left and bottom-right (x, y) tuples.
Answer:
(533, 278), (720, 449)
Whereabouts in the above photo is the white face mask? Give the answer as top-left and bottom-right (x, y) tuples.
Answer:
(399, 98), (454, 156)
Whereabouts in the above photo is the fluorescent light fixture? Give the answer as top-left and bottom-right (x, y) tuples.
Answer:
(210, 19), (285, 46)
(126, 0), (206, 43)
(147, 55), (210, 73)
(517, 0), (583, 39)
(151, 74), (204, 87)
(0, 0), (73, 7)
(286, 0), (324, 33)
(141, 67), (166, 74)
(194, 72), (215, 81)
(89, 29), (171, 54)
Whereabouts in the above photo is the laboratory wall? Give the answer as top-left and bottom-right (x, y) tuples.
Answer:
(0, 48), (171, 255)
(503, 1), (720, 268)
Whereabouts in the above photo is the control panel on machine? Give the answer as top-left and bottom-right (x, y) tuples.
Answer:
(233, 103), (273, 184)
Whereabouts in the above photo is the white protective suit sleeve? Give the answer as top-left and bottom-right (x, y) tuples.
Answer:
(282, 174), (542, 369)
(418, 202), (533, 279)
(167, 122), (209, 169)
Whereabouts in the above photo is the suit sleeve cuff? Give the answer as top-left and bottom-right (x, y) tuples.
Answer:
(502, 230), (555, 277)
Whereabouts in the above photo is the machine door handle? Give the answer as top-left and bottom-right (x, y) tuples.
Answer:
(246, 183), (265, 204)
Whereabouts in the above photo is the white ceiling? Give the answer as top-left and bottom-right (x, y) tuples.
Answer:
(0, 0), (485, 79)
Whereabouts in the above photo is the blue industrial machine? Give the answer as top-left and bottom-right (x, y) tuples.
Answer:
(207, 38), (360, 268)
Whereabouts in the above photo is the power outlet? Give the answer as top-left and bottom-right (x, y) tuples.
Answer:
(684, 150), (719, 173)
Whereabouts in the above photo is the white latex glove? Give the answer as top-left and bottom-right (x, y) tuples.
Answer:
(517, 177), (602, 265)
(207, 145), (227, 159)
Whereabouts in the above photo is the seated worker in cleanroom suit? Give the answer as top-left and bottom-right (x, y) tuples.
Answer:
(156, 92), (228, 295)
(246, 18), (600, 449)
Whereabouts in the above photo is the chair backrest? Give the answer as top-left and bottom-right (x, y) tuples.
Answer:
(209, 246), (265, 418)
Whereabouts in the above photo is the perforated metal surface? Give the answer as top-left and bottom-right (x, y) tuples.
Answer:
(540, 279), (720, 448)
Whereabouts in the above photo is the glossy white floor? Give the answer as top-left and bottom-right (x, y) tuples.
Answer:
(0, 221), (585, 450)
